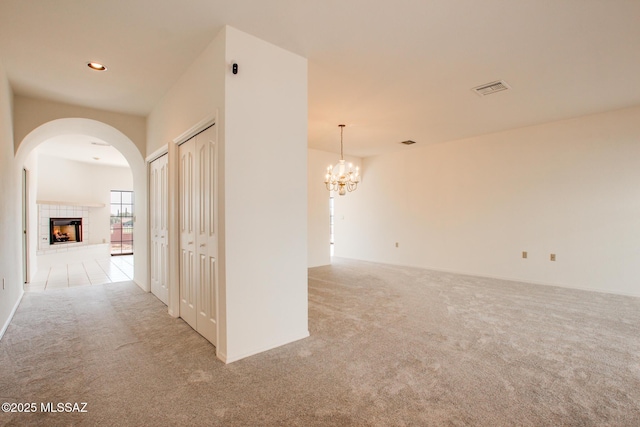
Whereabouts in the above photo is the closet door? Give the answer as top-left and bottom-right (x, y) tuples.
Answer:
(195, 126), (217, 345)
(150, 154), (169, 305)
(179, 139), (197, 328)
(178, 125), (217, 346)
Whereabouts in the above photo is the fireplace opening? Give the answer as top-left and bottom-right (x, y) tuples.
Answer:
(50, 218), (83, 245)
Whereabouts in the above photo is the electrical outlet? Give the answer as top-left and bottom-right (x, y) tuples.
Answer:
(522, 251), (527, 259)
(550, 253), (556, 261)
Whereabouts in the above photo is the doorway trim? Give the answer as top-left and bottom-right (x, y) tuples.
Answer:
(145, 113), (218, 317)
(173, 114), (217, 146)
(146, 144), (170, 311)
(166, 112), (217, 321)
(22, 168), (29, 284)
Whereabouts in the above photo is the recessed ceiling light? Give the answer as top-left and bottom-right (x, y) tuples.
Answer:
(401, 140), (417, 145)
(90, 141), (111, 146)
(87, 62), (107, 71)
(92, 157), (100, 161)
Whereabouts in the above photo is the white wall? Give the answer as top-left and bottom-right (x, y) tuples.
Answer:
(147, 26), (309, 362)
(224, 26), (308, 362)
(335, 106), (640, 297)
(13, 96), (146, 157)
(146, 31), (225, 156)
(36, 154), (133, 245)
(0, 62), (22, 339)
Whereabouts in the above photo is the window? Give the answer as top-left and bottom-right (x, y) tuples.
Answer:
(330, 196), (335, 257)
(110, 190), (134, 255)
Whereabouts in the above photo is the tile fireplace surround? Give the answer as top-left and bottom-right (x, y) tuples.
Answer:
(38, 204), (90, 255)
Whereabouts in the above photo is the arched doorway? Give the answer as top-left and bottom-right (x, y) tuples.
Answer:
(15, 118), (148, 291)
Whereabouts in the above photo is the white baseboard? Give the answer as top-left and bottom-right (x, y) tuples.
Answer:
(133, 279), (149, 292)
(330, 257), (640, 299)
(415, 264), (640, 298)
(219, 330), (310, 364)
(0, 288), (24, 341)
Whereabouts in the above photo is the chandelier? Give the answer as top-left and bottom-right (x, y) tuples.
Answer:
(324, 124), (360, 196)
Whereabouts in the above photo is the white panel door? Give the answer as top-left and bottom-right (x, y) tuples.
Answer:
(150, 154), (169, 305)
(195, 126), (218, 345)
(178, 125), (218, 346)
(179, 139), (197, 329)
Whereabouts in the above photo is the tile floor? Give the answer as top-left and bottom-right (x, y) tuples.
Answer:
(25, 255), (134, 291)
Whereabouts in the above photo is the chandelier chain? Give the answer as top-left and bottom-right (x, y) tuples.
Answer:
(340, 124), (344, 160)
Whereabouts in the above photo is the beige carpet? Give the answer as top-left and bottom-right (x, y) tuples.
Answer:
(1, 257), (640, 426)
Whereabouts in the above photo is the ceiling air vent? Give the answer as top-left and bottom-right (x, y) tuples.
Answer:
(401, 140), (417, 145)
(472, 80), (510, 97)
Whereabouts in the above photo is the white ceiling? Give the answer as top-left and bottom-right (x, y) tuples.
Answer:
(1, 0), (639, 158)
(36, 135), (129, 167)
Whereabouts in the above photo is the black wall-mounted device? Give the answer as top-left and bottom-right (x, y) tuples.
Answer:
(232, 63), (238, 74)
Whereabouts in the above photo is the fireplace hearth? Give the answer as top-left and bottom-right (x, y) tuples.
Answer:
(50, 218), (83, 245)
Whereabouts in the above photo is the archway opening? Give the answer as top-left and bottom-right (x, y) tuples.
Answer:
(15, 118), (148, 291)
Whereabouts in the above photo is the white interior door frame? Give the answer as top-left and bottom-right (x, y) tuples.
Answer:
(168, 113), (217, 321)
(22, 168), (30, 285)
(147, 149), (169, 305)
